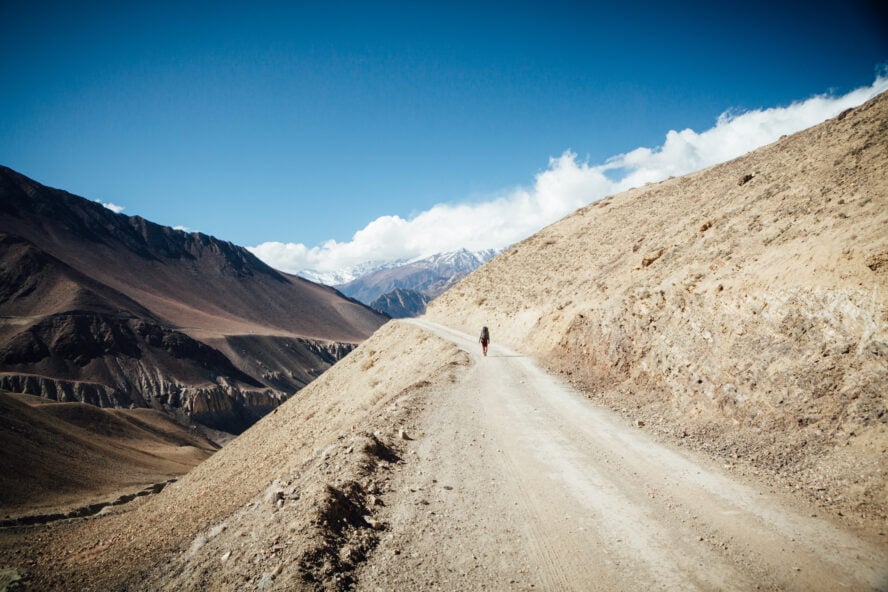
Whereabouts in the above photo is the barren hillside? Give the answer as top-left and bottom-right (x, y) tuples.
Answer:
(0, 322), (469, 590)
(1, 94), (885, 592)
(428, 92), (888, 530)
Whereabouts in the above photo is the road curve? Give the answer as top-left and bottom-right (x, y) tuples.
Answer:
(358, 319), (887, 591)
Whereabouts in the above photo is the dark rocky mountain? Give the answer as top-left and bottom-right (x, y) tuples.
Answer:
(336, 248), (497, 312)
(370, 287), (430, 318)
(0, 166), (387, 435)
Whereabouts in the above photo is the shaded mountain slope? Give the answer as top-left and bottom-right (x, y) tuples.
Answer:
(0, 233), (157, 320)
(428, 93), (888, 527)
(0, 391), (216, 518)
(0, 168), (387, 433)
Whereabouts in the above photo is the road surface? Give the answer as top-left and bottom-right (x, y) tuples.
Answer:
(356, 319), (887, 591)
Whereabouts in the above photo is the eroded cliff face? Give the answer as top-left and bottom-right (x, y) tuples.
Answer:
(0, 375), (120, 406)
(0, 310), (358, 433)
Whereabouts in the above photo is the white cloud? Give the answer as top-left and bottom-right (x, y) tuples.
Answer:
(95, 200), (125, 213)
(250, 76), (888, 278)
(173, 225), (191, 232)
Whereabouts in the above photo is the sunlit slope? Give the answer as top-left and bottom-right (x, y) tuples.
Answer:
(428, 92), (888, 527)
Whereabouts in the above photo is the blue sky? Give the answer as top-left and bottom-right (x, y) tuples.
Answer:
(1, 1), (886, 275)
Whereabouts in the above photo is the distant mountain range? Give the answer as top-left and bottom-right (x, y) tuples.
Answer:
(328, 249), (498, 315)
(299, 258), (404, 287)
(0, 166), (387, 435)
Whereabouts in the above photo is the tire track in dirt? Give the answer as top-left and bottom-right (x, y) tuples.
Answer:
(369, 319), (888, 591)
(470, 334), (744, 591)
(479, 356), (575, 591)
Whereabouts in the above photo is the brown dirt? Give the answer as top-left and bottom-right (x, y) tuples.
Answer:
(0, 322), (466, 591)
(359, 320), (887, 591)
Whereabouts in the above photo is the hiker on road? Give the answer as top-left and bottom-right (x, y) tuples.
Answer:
(480, 326), (490, 357)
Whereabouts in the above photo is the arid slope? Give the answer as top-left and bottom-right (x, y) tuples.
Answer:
(0, 321), (468, 591)
(428, 92), (888, 528)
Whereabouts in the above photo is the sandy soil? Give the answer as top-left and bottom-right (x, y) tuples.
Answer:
(0, 320), (885, 591)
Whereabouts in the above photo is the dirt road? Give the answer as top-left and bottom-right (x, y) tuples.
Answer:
(358, 319), (887, 591)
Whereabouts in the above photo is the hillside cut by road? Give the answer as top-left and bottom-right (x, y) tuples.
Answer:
(429, 90), (888, 533)
(1, 90), (886, 591)
(1, 320), (883, 591)
(358, 320), (886, 591)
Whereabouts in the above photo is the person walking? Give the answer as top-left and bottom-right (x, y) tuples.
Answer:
(479, 326), (490, 357)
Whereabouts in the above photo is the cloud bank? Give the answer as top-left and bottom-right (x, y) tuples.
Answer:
(96, 200), (125, 213)
(250, 76), (888, 278)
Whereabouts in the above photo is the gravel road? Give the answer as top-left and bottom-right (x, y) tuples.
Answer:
(358, 319), (887, 591)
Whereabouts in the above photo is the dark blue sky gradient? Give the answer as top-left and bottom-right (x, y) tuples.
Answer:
(1, 0), (885, 245)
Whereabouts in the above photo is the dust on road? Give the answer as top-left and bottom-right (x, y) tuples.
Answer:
(358, 320), (887, 591)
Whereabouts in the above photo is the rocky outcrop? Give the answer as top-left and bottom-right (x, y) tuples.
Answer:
(183, 385), (288, 434)
(212, 334), (358, 394)
(0, 373), (290, 433)
(0, 374), (121, 406)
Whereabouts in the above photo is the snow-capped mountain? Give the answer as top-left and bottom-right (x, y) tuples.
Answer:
(334, 248), (499, 308)
(297, 258), (407, 286)
(412, 248), (499, 276)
